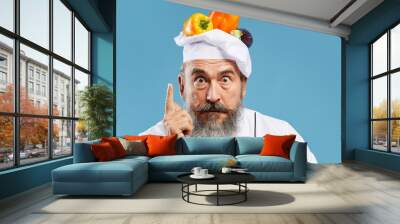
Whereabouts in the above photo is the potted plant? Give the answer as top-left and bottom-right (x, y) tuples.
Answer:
(79, 84), (113, 140)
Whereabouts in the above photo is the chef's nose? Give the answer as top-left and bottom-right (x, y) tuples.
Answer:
(206, 81), (221, 103)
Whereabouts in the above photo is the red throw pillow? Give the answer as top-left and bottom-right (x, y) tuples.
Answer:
(101, 137), (127, 158)
(146, 135), (177, 157)
(91, 142), (117, 161)
(260, 134), (296, 159)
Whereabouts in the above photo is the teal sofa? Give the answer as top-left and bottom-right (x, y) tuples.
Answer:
(52, 137), (307, 196)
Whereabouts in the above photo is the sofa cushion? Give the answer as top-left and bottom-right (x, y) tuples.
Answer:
(52, 158), (148, 183)
(235, 137), (263, 155)
(177, 137), (236, 155)
(148, 154), (235, 172)
(236, 155), (293, 172)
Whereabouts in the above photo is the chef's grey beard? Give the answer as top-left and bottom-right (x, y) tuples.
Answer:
(188, 103), (242, 137)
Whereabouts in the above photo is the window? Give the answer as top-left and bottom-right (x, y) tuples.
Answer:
(28, 67), (34, 80)
(42, 85), (46, 97)
(20, 0), (49, 49)
(28, 81), (34, 94)
(0, 71), (6, 84)
(0, 54), (8, 89)
(35, 70), (40, 81)
(35, 83), (40, 95)
(0, 0), (13, 32)
(371, 23), (400, 154)
(53, 0), (72, 60)
(75, 18), (89, 70)
(0, 55), (7, 67)
(0, 0), (91, 170)
(0, 35), (13, 113)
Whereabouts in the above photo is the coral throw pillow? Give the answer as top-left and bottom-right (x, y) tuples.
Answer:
(260, 134), (296, 159)
(146, 135), (177, 157)
(101, 137), (127, 158)
(91, 142), (117, 162)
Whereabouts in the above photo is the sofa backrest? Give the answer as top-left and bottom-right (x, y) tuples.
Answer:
(177, 137), (236, 155)
(73, 139), (100, 163)
(235, 137), (263, 155)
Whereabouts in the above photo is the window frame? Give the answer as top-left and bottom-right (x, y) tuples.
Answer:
(0, 0), (92, 171)
(370, 20), (400, 154)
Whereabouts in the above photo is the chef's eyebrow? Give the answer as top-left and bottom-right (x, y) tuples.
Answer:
(191, 68), (207, 76)
(218, 69), (235, 76)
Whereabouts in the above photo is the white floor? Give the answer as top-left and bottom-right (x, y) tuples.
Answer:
(0, 162), (400, 224)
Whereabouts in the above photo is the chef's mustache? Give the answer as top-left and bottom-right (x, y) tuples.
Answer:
(195, 102), (230, 113)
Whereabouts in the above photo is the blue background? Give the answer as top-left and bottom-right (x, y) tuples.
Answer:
(116, 0), (342, 163)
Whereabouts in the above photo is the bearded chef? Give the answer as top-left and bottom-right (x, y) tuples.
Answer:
(140, 12), (317, 163)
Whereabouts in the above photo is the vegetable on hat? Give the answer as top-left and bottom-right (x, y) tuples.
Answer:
(182, 13), (213, 36)
(209, 11), (240, 33)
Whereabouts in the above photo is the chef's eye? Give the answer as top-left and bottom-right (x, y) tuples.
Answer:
(193, 76), (208, 89)
(220, 76), (232, 86)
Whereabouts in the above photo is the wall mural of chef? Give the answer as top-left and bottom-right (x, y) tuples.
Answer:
(139, 11), (317, 163)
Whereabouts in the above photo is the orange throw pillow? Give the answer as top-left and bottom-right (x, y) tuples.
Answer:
(91, 142), (117, 161)
(124, 135), (150, 141)
(146, 135), (177, 157)
(101, 137), (127, 158)
(260, 134), (296, 159)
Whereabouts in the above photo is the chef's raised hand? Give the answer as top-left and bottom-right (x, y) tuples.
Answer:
(163, 83), (193, 138)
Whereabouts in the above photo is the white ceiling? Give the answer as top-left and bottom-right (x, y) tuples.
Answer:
(167, 0), (384, 38)
(228, 0), (353, 22)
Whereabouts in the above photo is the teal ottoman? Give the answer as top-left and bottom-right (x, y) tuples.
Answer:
(52, 156), (148, 196)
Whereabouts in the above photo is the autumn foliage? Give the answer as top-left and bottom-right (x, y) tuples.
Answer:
(0, 84), (59, 151)
(372, 99), (400, 142)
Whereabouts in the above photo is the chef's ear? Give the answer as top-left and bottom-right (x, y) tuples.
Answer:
(240, 74), (247, 99)
(178, 72), (185, 99)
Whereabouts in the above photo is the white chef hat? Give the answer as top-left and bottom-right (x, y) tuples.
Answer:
(174, 29), (252, 78)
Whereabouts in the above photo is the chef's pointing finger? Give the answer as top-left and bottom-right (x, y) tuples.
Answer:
(165, 83), (174, 114)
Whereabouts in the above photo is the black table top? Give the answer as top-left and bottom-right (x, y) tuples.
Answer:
(177, 172), (255, 185)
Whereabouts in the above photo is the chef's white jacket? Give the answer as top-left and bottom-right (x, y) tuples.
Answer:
(140, 107), (317, 163)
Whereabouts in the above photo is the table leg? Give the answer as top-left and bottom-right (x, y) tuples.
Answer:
(217, 184), (219, 206)
(245, 183), (247, 201)
(187, 184), (190, 202)
(195, 184), (197, 192)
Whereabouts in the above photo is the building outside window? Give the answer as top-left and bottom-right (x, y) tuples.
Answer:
(371, 22), (400, 154)
(0, 0), (91, 170)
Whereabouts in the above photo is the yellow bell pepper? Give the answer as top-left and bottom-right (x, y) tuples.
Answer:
(182, 13), (213, 36)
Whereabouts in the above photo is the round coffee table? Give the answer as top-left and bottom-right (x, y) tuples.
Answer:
(177, 172), (255, 206)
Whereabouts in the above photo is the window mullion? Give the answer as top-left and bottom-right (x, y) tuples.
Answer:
(48, 0), (54, 160)
(13, 0), (21, 167)
(370, 45), (373, 149)
(388, 30), (391, 153)
(71, 10), (76, 155)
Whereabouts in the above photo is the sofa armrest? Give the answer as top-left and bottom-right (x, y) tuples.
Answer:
(289, 141), (307, 181)
(73, 140), (100, 163)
